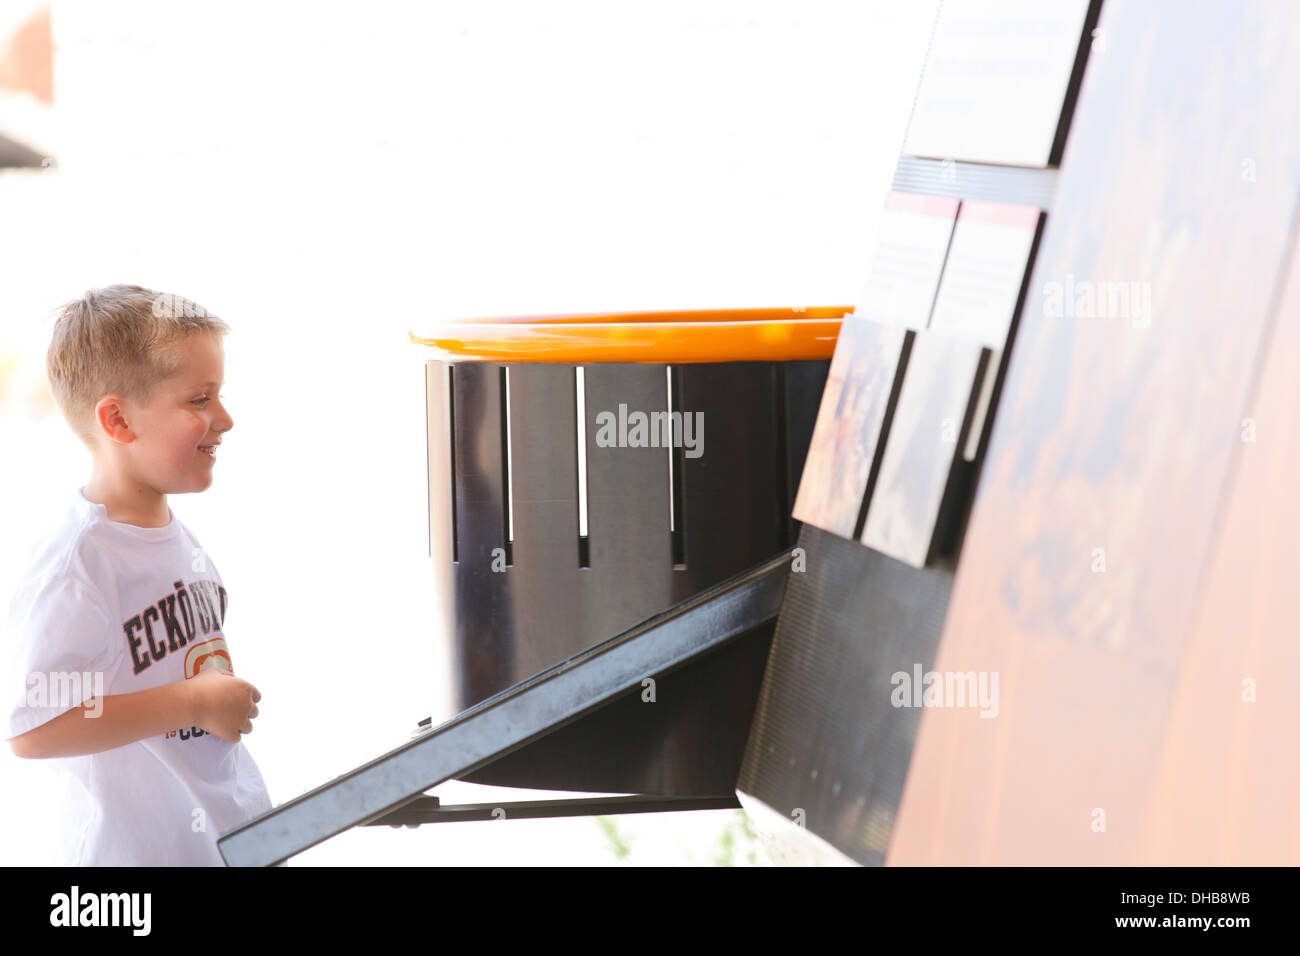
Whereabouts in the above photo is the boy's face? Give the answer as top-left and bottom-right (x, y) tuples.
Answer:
(96, 332), (232, 493)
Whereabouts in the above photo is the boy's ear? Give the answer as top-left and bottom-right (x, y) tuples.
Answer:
(94, 395), (133, 442)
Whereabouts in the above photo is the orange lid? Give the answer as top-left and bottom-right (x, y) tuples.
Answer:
(408, 306), (848, 363)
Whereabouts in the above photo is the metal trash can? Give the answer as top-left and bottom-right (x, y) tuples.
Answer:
(411, 307), (842, 794)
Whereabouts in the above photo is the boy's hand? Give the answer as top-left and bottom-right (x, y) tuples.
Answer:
(189, 667), (261, 743)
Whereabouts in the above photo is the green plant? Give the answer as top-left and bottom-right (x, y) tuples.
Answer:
(711, 809), (762, 866)
(594, 815), (632, 862)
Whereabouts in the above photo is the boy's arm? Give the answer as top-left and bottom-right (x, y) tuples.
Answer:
(8, 669), (260, 759)
(8, 681), (196, 759)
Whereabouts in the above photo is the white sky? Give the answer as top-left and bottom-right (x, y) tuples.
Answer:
(0, 0), (937, 866)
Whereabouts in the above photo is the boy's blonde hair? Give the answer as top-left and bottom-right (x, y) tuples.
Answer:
(46, 284), (231, 450)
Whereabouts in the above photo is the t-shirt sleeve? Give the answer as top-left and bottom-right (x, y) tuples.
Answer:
(3, 574), (117, 741)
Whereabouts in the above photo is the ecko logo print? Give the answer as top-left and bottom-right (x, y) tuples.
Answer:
(123, 578), (228, 675)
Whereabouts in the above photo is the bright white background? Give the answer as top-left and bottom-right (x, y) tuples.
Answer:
(0, 0), (937, 865)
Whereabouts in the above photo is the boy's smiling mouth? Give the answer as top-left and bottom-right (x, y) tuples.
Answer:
(198, 441), (221, 459)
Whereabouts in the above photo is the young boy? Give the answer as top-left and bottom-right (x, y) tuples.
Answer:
(3, 284), (272, 866)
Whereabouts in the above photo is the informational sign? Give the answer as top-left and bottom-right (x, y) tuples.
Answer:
(860, 332), (987, 568)
(792, 314), (908, 539)
(902, 0), (1093, 167)
(857, 191), (960, 330)
(927, 200), (1040, 346)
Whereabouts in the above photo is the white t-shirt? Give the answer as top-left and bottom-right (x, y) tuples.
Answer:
(2, 486), (272, 865)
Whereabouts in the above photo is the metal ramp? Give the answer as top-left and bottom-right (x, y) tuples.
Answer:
(217, 551), (791, 866)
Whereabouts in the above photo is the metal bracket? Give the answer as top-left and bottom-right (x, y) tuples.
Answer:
(217, 551), (790, 866)
(369, 794), (742, 828)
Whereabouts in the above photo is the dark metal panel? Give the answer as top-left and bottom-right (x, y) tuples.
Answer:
(449, 362), (514, 705)
(437, 358), (833, 794)
(498, 363), (581, 680)
(673, 363), (784, 591)
(737, 524), (953, 866)
(581, 363), (677, 640)
(435, 357), (831, 794)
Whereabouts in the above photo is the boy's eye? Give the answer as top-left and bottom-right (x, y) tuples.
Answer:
(192, 397), (208, 405)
